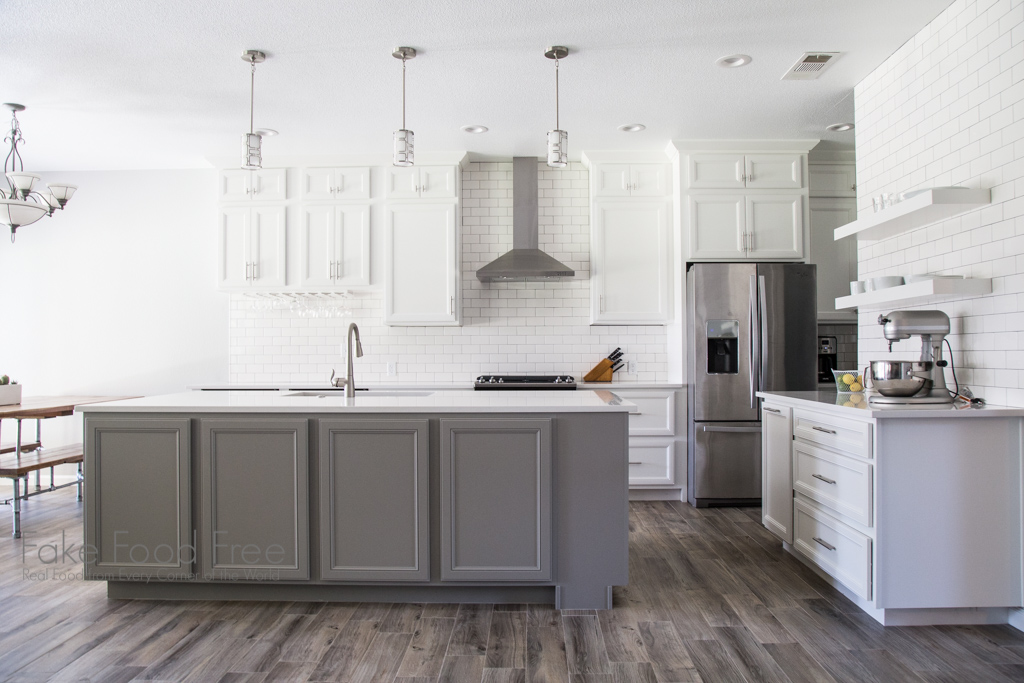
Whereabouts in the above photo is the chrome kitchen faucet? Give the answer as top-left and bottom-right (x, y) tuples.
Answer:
(345, 322), (363, 398)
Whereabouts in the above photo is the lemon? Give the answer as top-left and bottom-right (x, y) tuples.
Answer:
(848, 382), (863, 392)
(843, 401), (855, 407)
(841, 374), (855, 385)
(857, 374), (863, 383)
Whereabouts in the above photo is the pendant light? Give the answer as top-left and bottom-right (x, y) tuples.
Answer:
(393, 47), (417, 167)
(241, 49), (266, 170)
(0, 103), (77, 243)
(545, 46), (569, 168)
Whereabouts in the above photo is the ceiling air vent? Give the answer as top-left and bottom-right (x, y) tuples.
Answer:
(782, 52), (841, 80)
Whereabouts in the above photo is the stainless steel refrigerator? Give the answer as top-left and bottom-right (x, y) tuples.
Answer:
(687, 262), (817, 507)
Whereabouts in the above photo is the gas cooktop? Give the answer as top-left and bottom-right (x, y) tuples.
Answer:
(474, 375), (577, 390)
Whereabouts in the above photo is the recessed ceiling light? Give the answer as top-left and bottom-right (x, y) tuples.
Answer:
(461, 125), (489, 134)
(254, 128), (278, 137)
(826, 122), (855, 132)
(716, 54), (752, 68)
(618, 123), (646, 133)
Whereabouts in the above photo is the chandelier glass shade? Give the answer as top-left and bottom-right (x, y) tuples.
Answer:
(0, 104), (77, 242)
(393, 47), (417, 167)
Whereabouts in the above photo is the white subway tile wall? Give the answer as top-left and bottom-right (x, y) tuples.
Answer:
(855, 0), (1024, 405)
(228, 161), (670, 385)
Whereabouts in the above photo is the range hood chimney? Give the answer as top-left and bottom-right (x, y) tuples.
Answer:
(475, 157), (576, 282)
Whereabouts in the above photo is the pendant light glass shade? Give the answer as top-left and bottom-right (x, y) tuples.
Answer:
(547, 130), (568, 168)
(393, 47), (417, 167)
(0, 199), (48, 233)
(46, 183), (77, 207)
(6, 172), (40, 197)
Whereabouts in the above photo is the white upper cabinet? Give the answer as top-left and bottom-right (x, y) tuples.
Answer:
(219, 168), (287, 202)
(591, 200), (672, 324)
(386, 166), (457, 199)
(218, 205), (286, 289)
(299, 205), (370, 288)
(810, 197), (858, 318)
(809, 163), (857, 197)
(687, 153), (803, 189)
(593, 164), (671, 197)
(688, 194), (803, 260)
(301, 167), (370, 201)
(384, 203), (459, 326)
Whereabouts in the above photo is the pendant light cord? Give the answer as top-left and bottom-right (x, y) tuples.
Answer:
(555, 56), (560, 130)
(402, 56), (407, 130)
(249, 58), (256, 135)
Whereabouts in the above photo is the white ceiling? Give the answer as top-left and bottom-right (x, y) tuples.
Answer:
(1, 0), (952, 171)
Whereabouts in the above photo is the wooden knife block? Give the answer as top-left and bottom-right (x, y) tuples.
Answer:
(583, 358), (614, 383)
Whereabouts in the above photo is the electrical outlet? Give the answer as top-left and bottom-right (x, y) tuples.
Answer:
(386, 361), (398, 376)
(627, 360), (637, 375)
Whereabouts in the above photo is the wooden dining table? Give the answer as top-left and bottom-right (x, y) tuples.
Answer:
(0, 395), (133, 538)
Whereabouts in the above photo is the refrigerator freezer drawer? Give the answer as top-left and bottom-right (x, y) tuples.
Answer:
(689, 421), (762, 505)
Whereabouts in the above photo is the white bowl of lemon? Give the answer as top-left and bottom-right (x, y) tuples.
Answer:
(832, 370), (864, 393)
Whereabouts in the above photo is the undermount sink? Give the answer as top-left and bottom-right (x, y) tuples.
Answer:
(284, 390), (434, 398)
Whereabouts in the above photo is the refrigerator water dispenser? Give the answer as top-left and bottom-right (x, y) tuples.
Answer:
(706, 320), (739, 374)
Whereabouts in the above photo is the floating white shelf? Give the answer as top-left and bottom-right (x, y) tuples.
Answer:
(834, 187), (990, 241)
(835, 278), (991, 311)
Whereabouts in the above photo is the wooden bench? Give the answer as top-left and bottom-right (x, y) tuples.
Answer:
(0, 444), (84, 478)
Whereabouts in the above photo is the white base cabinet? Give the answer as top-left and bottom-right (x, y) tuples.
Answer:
(760, 394), (1024, 625)
(611, 389), (687, 496)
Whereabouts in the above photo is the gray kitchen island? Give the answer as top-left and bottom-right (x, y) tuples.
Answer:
(75, 390), (630, 610)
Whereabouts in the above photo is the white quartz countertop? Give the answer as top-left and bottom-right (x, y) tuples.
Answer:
(757, 390), (1024, 419)
(188, 383), (683, 391)
(76, 390), (636, 414)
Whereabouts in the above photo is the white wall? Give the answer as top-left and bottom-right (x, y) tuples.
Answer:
(228, 161), (671, 385)
(855, 0), (1024, 406)
(0, 169), (228, 450)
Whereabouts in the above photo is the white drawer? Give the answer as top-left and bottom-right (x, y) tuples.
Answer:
(793, 410), (871, 459)
(794, 499), (872, 601)
(793, 442), (872, 527)
(614, 391), (675, 436)
(627, 438), (675, 486)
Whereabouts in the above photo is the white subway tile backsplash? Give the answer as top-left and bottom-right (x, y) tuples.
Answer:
(228, 161), (669, 385)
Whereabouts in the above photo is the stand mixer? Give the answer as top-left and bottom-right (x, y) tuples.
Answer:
(868, 310), (953, 405)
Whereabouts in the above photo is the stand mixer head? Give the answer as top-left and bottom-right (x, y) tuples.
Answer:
(872, 310), (952, 404)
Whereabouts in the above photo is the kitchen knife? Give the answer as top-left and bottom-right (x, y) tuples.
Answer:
(611, 362), (623, 372)
(607, 347), (621, 359)
(609, 350), (623, 361)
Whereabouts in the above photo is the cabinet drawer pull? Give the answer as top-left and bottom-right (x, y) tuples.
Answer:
(812, 426), (837, 435)
(813, 537), (836, 551)
(812, 473), (836, 485)
(763, 407), (781, 414)
(628, 461), (642, 465)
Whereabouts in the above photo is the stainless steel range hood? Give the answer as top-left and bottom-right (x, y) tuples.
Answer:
(476, 157), (575, 282)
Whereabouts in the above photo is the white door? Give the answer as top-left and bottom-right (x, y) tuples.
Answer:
(687, 154), (745, 189)
(746, 195), (803, 259)
(630, 164), (670, 197)
(593, 164), (631, 197)
(809, 164), (857, 197)
(687, 195), (745, 259)
(219, 170), (251, 202)
(418, 166), (456, 199)
(592, 200), (672, 324)
(810, 197), (858, 316)
(744, 154), (803, 189)
(250, 205), (286, 287)
(334, 205), (370, 286)
(300, 205), (337, 287)
(335, 167), (371, 201)
(385, 203), (458, 325)
(386, 167), (422, 199)
(761, 404), (793, 543)
(301, 168), (337, 201)
(218, 207), (251, 288)
(251, 168), (287, 201)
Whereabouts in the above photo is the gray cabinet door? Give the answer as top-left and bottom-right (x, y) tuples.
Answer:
(84, 418), (191, 580)
(440, 418), (552, 581)
(319, 419), (429, 581)
(200, 419), (309, 581)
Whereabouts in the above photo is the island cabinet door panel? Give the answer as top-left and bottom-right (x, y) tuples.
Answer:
(440, 418), (552, 581)
(318, 420), (429, 581)
(200, 419), (309, 581)
(85, 418), (192, 580)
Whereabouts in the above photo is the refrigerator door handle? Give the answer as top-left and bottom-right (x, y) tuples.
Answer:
(701, 425), (762, 433)
(749, 274), (758, 409)
(758, 274), (768, 394)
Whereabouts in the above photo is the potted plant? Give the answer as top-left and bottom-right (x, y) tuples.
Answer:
(0, 375), (21, 406)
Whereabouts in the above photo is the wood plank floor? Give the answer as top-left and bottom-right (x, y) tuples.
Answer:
(1, 489), (1023, 682)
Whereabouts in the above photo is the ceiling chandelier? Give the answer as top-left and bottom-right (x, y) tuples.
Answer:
(393, 47), (417, 167)
(242, 49), (267, 170)
(545, 46), (569, 168)
(0, 103), (77, 243)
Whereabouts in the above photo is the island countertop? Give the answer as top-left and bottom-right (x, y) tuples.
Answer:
(75, 389), (635, 414)
(757, 390), (1024, 419)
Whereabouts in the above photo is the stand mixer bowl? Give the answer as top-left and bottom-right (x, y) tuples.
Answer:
(869, 360), (933, 397)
